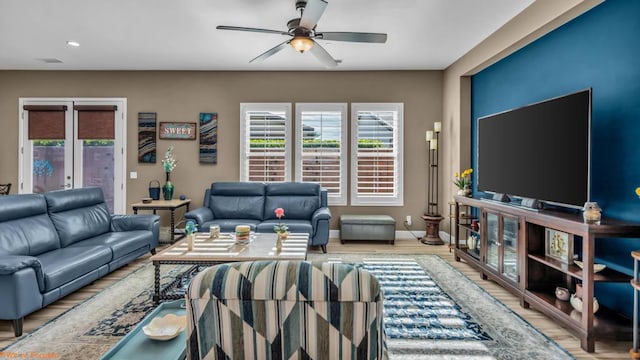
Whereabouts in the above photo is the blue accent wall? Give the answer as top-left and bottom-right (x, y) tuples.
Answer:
(471, 0), (640, 317)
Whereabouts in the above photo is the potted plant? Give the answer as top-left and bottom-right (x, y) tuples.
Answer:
(453, 168), (473, 196)
(273, 208), (288, 251)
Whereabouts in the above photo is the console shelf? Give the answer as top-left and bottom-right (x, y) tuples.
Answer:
(453, 195), (640, 353)
(527, 254), (631, 282)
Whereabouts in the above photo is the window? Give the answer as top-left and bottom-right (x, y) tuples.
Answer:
(295, 103), (347, 206)
(240, 103), (292, 182)
(350, 103), (404, 206)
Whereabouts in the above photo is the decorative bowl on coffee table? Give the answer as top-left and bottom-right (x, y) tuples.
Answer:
(143, 313), (186, 341)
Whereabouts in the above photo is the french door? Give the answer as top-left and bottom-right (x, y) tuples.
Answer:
(18, 98), (127, 214)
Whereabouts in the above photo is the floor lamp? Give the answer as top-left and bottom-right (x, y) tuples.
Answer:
(422, 121), (444, 245)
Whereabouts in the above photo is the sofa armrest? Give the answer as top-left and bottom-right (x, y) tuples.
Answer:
(311, 207), (331, 228)
(0, 255), (45, 292)
(111, 214), (160, 232)
(185, 207), (214, 227)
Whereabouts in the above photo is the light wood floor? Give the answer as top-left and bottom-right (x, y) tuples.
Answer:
(0, 238), (633, 359)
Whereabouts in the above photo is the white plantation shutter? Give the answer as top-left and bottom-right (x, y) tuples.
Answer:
(295, 103), (347, 206)
(240, 103), (292, 182)
(351, 103), (404, 206)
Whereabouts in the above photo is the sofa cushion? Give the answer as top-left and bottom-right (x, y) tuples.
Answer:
(68, 231), (151, 259)
(209, 182), (265, 221)
(256, 219), (312, 234)
(38, 245), (112, 292)
(45, 188), (111, 247)
(0, 194), (60, 256)
(265, 183), (320, 220)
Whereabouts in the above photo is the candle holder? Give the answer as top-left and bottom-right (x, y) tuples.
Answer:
(582, 202), (601, 225)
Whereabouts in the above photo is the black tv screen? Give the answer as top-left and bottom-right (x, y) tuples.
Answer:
(477, 89), (591, 208)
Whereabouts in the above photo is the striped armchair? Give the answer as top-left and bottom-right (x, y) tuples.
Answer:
(186, 261), (387, 360)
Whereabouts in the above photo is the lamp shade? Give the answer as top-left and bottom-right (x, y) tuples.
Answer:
(426, 130), (433, 141)
(290, 37), (314, 53)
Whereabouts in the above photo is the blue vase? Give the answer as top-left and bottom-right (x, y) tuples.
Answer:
(163, 172), (174, 200)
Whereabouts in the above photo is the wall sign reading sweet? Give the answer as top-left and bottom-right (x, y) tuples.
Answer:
(159, 122), (197, 140)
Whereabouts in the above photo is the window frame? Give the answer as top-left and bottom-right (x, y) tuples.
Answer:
(239, 103), (292, 182)
(295, 103), (348, 206)
(350, 103), (404, 206)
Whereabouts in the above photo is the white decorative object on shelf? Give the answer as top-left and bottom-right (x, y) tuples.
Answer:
(143, 313), (186, 341)
(555, 286), (570, 301)
(467, 235), (477, 250)
(574, 260), (606, 273)
(570, 294), (599, 314)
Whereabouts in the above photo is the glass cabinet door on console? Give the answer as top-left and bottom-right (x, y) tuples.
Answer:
(502, 216), (518, 282)
(485, 212), (499, 271)
(482, 210), (519, 285)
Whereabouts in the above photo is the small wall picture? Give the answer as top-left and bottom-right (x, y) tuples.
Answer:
(159, 122), (197, 140)
(137, 112), (157, 163)
(199, 112), (218, 164)
(545, 228), (573, 264)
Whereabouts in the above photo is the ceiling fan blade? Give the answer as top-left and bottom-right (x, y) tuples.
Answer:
(316, 32), (387, 43)
(249, 41), (291, 63)
(216, 25), (289, 36)
(309, 41), (338, 68)
(299, 0), (328, 30)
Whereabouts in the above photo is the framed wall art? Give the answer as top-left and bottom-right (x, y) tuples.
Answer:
(159, 122), (197, 140)
(137, 112), (157, 163)
(199, 112), (218, 164)
(545, 228), (573, 264)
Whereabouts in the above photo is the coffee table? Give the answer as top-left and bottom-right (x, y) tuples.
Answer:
(150, 232), (308, 304)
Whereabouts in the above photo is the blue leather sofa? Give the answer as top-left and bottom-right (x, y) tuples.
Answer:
(0, 187), (159, 337)
(185, 182), (331, 252)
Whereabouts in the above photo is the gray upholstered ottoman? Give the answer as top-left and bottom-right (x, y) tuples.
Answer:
(340, 214), (396, 245)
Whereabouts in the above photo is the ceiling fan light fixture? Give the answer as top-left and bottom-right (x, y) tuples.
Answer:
(290, 36), (314, 53)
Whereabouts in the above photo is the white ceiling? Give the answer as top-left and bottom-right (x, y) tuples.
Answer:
(0, 0), (534, 71)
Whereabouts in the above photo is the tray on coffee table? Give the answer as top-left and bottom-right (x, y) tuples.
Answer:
(100, 300), (187, 360)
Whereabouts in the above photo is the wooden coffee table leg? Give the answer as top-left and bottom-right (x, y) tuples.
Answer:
(153, 261), (161, 304)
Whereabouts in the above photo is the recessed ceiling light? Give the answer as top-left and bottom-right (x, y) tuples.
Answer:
(66, 40), (80, 47)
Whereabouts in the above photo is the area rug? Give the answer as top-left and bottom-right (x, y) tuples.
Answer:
(1, 254), (574, 359)
(318, 255), (575, 360)
(359, 260), (491, 342)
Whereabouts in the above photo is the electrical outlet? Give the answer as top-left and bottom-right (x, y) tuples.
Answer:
(406, 215), (412, 226)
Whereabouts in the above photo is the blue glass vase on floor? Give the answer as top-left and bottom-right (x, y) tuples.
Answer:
(163, 172), (174, 200)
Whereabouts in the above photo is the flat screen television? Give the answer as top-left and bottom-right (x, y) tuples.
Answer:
(477, 89), (591, 209)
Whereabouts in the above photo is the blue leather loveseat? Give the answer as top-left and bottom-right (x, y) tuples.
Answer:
(185, 182), (331, 252)
(0, 187), (159, 336)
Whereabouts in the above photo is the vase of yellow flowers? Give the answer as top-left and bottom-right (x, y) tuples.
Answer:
(454, 168), (473, 196)
(161, 146), (177, 200)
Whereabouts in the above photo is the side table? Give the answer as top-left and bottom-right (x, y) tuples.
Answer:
(132, 199), (191, 243)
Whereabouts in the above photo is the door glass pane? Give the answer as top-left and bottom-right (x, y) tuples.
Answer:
(32, 140), (66, 193)
(502, 217), (518, 281)
(486, 212), (499, 270)
(82, 140), (115, 213)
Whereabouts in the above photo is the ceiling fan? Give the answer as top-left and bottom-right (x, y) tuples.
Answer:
(216, 0), (387, 68)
